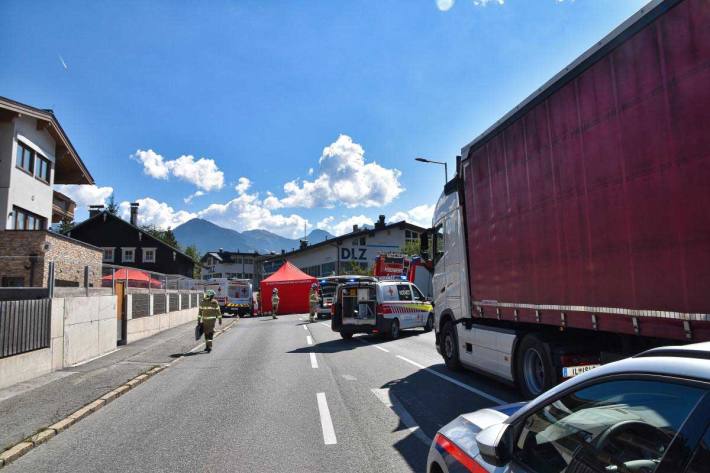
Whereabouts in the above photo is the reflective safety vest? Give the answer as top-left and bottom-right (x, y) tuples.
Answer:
(198, 299), (222, 321)
(272, 294), (279, 305)
(309, 291), (318, 304)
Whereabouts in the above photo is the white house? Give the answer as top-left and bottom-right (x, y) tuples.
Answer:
(259, 216), (424, 280)
(201, 250), (259, 286)
(0, 96), (93, 231)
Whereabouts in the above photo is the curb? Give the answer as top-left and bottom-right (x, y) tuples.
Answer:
(0, 318), (238, 469)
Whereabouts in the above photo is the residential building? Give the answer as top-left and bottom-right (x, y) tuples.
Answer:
(258, 215), (425, 281)
(201, 250), (259, 286)
(67, 204), (196, 278)
(0, 96), (93, 231)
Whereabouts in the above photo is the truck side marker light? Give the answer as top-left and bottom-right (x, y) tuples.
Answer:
(632, 317), (639, 335)
(591, 314), (598, 330)
(513, 309), (519, 321)
(560, 312), (566, 328)
(535, 310), (541, 323)
(496, 308), (501, 320)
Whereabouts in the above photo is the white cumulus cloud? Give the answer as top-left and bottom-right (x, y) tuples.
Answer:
(436, 0), (455, 11)
(473, 0), (504, 6)
(279, 135), (403, 209)
(317, 215), (374, 237)
(119, 198), (197, 229)
(183, 190), (205, 204)
(54, 184), (114, 209)
(235, 177), (251, 195)
(389, 204), (435, 228)
(131, 149), (225, 191)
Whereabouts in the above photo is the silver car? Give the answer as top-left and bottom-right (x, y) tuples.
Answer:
(428, 342), (710, 473)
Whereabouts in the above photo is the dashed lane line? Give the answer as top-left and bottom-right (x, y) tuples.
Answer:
(395, 355), (505, 404)
(316, 392), (337, 445)
(358, 338), (390, 352)
(303, 325), (308, 331)
(306, 335), (313, 345)
(310, 352), (319, 369)
(371, 388), (431, 445)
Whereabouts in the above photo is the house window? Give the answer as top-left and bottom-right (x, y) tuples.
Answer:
(15, 141), (34, 174)
(122, 247), (135, 263)
(11, 206), (46, 230)
(405, 230), (418, 244)
(243, 258), (253, 265)
(102, 248), (115, 262)
(360, 237), (366, 246)
(35, 154), (51, 183)
(142, 248), (156, 263)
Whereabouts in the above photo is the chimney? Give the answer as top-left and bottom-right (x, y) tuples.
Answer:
(218, 248), (224, 253)
(89, 205), (104, 218)
(352, 224), (359, 233)
(375, 214), (386, 229)
(299, 239), (308, 250)
(130, 202), (139, 226)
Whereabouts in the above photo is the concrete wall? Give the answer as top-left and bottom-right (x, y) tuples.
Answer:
(125, 292), (198, 344)
(60, 295), (116, 366)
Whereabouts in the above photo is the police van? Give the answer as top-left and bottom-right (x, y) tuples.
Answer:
(331, 279), (433, 340)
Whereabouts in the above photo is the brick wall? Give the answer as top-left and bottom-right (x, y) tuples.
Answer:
(0, 231), (102, 288)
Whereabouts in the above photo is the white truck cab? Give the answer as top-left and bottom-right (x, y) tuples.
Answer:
(331, 279), (434, 340)
(429, 178), (519, 388)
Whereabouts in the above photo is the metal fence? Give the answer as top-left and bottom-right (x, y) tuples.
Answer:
(0, 299), (51, 359)
(102, 264), (204, 293)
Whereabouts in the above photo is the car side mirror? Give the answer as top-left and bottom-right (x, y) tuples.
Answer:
(475, 423), (512, 467)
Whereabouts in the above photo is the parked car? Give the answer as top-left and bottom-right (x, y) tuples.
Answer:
(316, 275), (377, 319)
(427, 342), (710, 473)
(331, 279), (433, 340)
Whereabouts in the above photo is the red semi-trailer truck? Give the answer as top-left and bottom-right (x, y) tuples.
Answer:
(424, 0), (709, 398)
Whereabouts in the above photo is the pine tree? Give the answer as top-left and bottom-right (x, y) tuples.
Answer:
(106, 194), (119, 215)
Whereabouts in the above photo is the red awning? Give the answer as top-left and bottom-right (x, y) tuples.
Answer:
(102, 268), (163, 288)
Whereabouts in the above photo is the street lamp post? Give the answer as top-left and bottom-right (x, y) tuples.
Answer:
(415, 157), (448, 183)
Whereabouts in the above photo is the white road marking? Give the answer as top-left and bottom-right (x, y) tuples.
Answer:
(310, 352), (319, 369)
(306, 335), (313, 345)
(371, 388), (431, 445)
(303, 325), (308, 331)
(341, 374), (357, 381)
(69, 348), (121, 367)
(359, 338), (390, 352)
(316, 392), (337, 445)
(396, 355), (505, 404)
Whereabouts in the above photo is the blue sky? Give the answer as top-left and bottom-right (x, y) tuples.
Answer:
(0, 0), (648, 237)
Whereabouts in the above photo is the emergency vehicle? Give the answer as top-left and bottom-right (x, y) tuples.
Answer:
(316, 275), (377, 319)
(331, 279), (433, 340)
(203, 278), (253, 316)
(373, 253), (433, 298)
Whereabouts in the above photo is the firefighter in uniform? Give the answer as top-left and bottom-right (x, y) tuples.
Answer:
(309, 283), (319, 323)
(271, 288), (279, 319)
(198, 289), (222, 353)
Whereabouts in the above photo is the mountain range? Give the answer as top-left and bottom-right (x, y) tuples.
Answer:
(173, 218), (334, 254)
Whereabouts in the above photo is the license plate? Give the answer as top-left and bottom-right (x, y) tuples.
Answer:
(562, 364), (601, 378)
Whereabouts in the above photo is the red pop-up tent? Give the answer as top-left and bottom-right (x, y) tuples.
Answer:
(260, 262), (316, 315)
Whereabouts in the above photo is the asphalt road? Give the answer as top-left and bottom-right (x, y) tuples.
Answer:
(5, 315), (521, 473)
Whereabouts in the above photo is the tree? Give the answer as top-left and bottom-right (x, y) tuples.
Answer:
(340, 261), (373, 276)
(106, 194), (119, 215)
(184, 245), (202, 279)
(58, 216), (75, 234)
(400, 240), (421, 257)
(141, 225), (182, 250)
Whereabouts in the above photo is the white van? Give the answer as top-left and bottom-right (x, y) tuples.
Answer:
(331, 279), (434, 340)
(203, 278), (253, 316)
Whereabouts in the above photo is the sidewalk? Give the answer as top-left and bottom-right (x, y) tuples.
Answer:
(0, 317), (237, 452)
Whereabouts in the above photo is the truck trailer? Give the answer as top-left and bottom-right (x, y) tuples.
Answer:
(424, 0), (709, 398)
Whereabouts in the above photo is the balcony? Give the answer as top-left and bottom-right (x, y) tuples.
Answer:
(52, 190), (76, 224)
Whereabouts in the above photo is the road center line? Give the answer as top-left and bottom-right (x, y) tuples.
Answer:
(395, 355), (505, 405)
(310, 352), (318, 369)
(306, 335), (313, 345)
(372, 388), (431, 445)
(316, 392), (337, 445)
(303, 325), (308, 331)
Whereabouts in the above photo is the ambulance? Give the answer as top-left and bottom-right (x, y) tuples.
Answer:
(203, 278), (253, 316)
(331, 279), (433, 340)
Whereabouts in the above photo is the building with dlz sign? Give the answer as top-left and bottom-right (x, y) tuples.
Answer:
(259, 215), (424, 279)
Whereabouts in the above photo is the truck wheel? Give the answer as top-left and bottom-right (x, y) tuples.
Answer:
(341, 332), (353, 340)
(441, 321), (462, 371)
(516, 335), (556, 399)
(424, 314), (434, 332)
(389, 319), (400, 340)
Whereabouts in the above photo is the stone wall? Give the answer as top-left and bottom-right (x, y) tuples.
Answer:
(0, 231), (102, 288)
